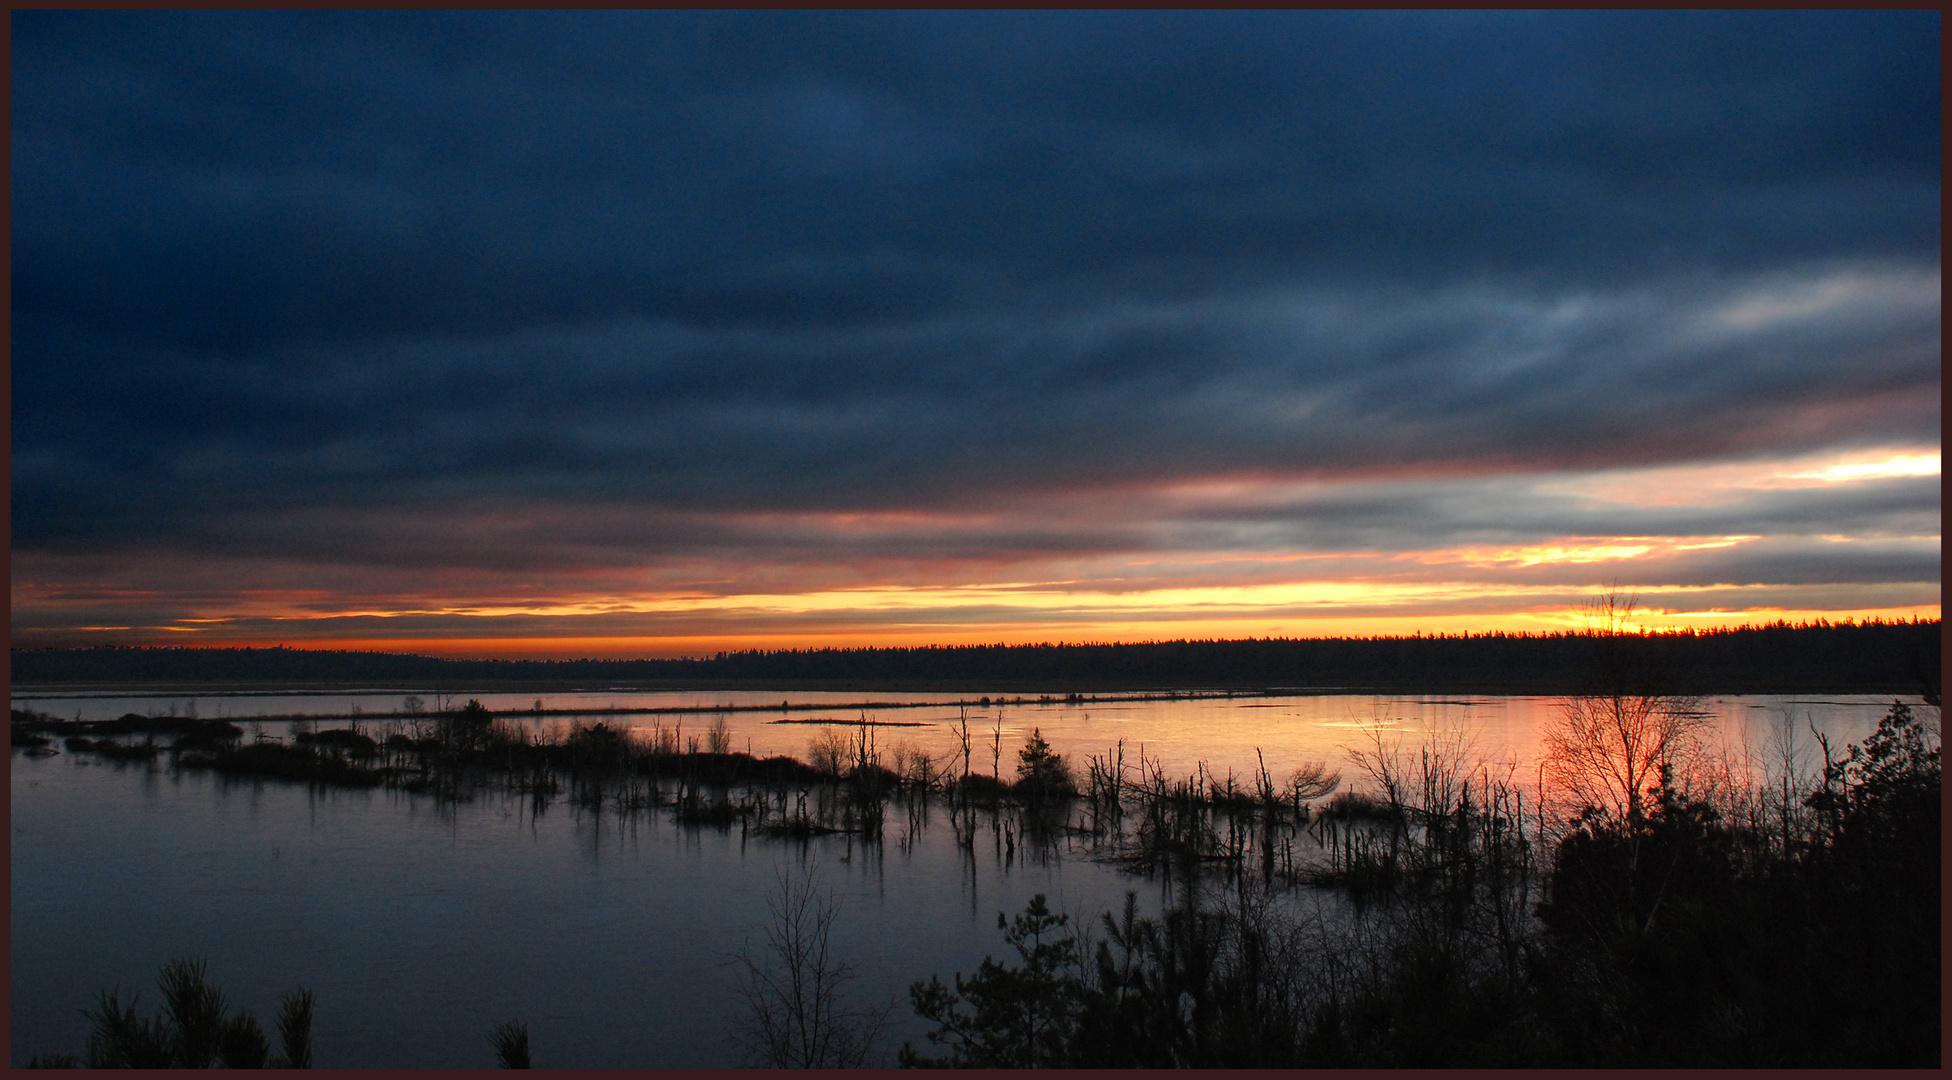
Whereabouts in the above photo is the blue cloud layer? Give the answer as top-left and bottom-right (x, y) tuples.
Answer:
(11, 11), (1941, 621)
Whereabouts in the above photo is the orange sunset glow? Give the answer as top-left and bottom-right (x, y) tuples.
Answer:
(14, 442), (1937, 657)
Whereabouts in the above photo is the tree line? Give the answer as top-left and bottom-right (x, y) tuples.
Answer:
(9, 618), (1941, 694)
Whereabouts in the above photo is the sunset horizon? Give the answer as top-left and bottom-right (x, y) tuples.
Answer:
(18, 612), (1942, 664)
(13, 440), (1940, 657)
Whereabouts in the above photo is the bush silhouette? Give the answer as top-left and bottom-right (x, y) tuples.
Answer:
(57, 958), (314, 1068)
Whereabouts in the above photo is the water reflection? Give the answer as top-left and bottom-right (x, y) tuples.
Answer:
(11, 688), (1906, 785)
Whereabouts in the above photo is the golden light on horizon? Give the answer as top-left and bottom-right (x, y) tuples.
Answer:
(130, 601), (1939, 661)
(13, 446), (1936, 658)
(115, 576), (1802, 626)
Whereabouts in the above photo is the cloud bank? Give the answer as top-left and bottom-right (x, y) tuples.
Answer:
(12, 11), (1940, 653)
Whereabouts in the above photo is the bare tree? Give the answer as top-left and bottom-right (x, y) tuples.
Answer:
(1284, 760), (1341, 805)
(402, 695), (428, 741)
(807, 729), (850, 777)
(1544, 588), (1706, 822)
(1544, 693), (1706, 821)
(732, 867), (889, 1068)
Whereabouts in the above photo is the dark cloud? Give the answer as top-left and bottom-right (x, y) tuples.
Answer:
(11, 11), (1941, 634)
(14, 12), (1938, 347)
(12, 268), (1940, 550)
(1163, 471), (1942, 550)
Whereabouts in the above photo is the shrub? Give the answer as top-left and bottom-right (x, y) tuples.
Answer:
(52, 958), (314, 1069)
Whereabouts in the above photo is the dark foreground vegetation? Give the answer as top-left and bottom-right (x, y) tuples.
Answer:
(24, 958), (312, 1069)
(11, 617), (1939, 693)
(891, 697), (1939, 1067)
(21, 949), (529, 1070)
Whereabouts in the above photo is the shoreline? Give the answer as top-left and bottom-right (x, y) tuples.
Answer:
(11, 679), (1935, 705)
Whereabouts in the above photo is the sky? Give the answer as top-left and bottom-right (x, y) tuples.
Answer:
(10, 11), (1941, 659)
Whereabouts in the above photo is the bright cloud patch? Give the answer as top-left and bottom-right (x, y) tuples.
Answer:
(1555, 448), (1943, 508)
(1785, 454), (1941, 482)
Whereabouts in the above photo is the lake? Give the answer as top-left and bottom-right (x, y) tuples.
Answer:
(10, 689), (1912, 1067)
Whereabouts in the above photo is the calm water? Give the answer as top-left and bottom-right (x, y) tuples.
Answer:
(10, 690), (1913, 1067)
(11, 687), (1910, 787)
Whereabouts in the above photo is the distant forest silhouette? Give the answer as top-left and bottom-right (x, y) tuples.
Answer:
(11, 619), (1940, 694)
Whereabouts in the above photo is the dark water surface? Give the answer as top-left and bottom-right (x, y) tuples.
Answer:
(10, 692), (1907, 1066)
